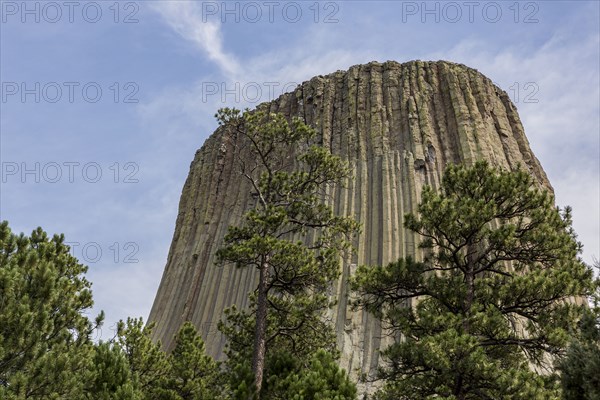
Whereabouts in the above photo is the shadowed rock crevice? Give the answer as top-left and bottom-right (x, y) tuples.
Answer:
(148, 60), (551, 392)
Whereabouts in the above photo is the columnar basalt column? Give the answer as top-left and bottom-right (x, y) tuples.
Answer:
(148, 60), (551, 394)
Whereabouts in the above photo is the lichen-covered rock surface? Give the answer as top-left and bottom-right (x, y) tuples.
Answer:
(148, 60), (551, 393)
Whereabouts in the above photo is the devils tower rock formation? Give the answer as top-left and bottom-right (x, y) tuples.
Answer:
(148, 60), (551, 390)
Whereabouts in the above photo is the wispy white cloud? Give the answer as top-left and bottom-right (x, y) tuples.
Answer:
(7, 1), (594, 343)
(144, 2), (599, 265)
(424, 32), (600, 263)
(150, 2), (241, 78)
(427, 33), (600, 165)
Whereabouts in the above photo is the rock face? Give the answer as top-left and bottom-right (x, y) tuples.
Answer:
(148, 60), (551, 392)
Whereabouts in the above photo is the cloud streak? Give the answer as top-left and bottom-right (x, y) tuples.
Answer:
(144, 1), (599, 270)
(423, 32), (599, 263)
(150, 2), (241, 78)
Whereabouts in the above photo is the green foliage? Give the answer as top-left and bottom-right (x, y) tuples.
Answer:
(85, 341), (142, 400)
(352, 161), (595, 400)
(215, 108), (358, 289)
(115, 317), (172, 399)
(166, 321), (222, 400)
(219, 292), (340, 364)
(96, 319), (223, 400)
(267, 349), (357, 400)
(226, 348), (357, 400)
(558, 263), (600, 400)
(0, 222), (225, 400)
(221, 300), (341, 399)
(558, 310), (600, 400)
(0, 221), (103, 399)
(215, 107), (359, 397)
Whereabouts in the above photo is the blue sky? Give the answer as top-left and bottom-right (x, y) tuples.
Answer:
(1, 0), (599, 339)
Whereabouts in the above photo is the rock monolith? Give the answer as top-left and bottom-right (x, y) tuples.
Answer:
(148, 60), (551, 393)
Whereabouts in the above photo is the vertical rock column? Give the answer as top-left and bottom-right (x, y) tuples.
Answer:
(148, 60), (551, 393)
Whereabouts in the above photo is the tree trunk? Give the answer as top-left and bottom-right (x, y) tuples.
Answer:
(251, 258), (270, 398)
(463, 240), (477, 331)
(455, 241), (476, 398)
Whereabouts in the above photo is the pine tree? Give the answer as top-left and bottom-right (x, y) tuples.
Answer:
(558, 261), (600, 400)
(0, 221), (103, 399)
(266, 349), (357, 400)
(215, 107), (359, 398)
(0, 221), (226, 400)
(85, 341), (142, 400)
(352, 161), (595, 399)
(115, 317), (172, 399)
(166, 321), (221, 400)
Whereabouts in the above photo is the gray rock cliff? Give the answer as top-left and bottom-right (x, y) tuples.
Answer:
(148, 60), (551, 392)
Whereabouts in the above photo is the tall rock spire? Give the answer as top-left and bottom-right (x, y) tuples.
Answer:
(148, 60), (551, 392)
